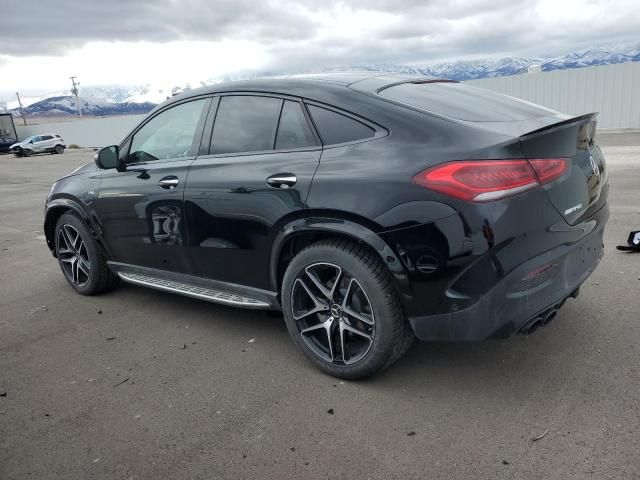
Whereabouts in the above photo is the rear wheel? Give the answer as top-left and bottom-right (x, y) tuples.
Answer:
(282, 239), (413, 379)
(54, 145), (65, 154)
(54, 213), (119, 295)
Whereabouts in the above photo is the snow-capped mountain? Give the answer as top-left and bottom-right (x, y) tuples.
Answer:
(18, 95), (156, 117)
(3, 83), (207, 117)
(423, 43), (640, 80)
(123, 81), (210, 104)
(338, 43), (640, 81)
(5, 42), (639, 118)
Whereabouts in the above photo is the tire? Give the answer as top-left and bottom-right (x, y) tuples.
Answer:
(281, 238), (414, 379)
(54, 213), (119, 295)
(22, 149), (31, 157)
(54, 145), (64, 154)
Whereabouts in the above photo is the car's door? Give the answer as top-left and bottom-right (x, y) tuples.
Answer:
(40, 135), (54, 151)
(28, 136), (42, 152)
(184, 95), (322, 289)
(94, 97), (211, 273)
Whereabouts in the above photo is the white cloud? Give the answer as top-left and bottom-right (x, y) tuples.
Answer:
(0, 0), (638, 95)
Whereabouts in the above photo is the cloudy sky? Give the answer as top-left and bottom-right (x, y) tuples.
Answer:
(1, 0), (638, 96)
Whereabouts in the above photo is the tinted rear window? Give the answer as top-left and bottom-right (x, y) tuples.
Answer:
(275, 101), (318, 150)
(307, 105), (375, 145)
(212, 96), (282, 154)
(379, 82), (558, 121)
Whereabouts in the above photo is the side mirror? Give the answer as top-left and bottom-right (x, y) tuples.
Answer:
(95, 145), (121, 170)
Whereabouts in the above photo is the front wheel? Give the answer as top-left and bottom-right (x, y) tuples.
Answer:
(54, 213), (119, 295)
(282, 239), (413, 379)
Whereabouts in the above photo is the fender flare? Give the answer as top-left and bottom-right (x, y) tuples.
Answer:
(44, 198), (107, 256)
(269, 216), (413, 299)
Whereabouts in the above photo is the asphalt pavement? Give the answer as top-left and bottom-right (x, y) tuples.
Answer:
(0, 136), (638, 479)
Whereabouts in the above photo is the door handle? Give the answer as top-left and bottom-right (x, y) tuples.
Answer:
(266, 173), (297, 189)
(159, 176), (179, 189)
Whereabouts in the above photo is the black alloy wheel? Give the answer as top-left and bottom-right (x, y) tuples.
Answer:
(282, 239), (414, 379)
(291, 262), (376, 365)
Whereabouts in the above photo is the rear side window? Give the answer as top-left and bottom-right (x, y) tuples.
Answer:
(307, 105), (375, 145)
(211, 96), (282, 154)
(379, 82), (558, 121)
(275, 101), (318, 150)
(41, 135), (53, 140)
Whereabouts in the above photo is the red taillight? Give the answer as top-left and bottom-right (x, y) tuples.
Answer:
(528, 158), (568, 183)
(413, 158), (568, 202)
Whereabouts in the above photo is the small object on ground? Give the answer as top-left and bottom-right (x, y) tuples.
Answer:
(327, 408), (334, 415)
(106, 336), (116, 341)
(180, 344), (187, 350)
(502, 460), (510, 465)
(407, 431), (416, 436)
(0, 391), (6, 397)
(617, 230), (640, 252)
(248, 338), (256, 343)
(531, 429), (550, 442)
(41, 305), (48, 311)
(290, 447), (296, 452)
(97, 309), (102, 314)
(112, 377), (129, 388)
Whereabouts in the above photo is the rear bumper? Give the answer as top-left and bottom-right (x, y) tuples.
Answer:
(408, 204), (608, 341)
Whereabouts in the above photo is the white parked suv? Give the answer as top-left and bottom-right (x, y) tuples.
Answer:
(10, 134), (66, 156)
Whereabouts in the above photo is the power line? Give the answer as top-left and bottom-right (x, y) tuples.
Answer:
(15, 92), (27, 126)
(69, 76), (83, 120)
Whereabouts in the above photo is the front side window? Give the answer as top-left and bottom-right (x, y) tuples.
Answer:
(130, 99), (207, 163)
(211, 96), (282, 154)
(275, 101), (318, 150)
(307, 105), (375, 145)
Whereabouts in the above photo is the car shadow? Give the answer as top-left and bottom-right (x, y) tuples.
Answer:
(116, 282), (586, 398)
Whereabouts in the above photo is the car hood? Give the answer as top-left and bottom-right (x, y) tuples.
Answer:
(9, 141), (27, 149)
(58, 162), (99, 180)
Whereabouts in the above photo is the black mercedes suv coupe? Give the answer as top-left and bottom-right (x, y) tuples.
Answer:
(44, 73), (609, 378)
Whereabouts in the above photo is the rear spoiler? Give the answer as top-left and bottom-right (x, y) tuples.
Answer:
(518, 113), (598, 157)
(520, 112), (597, 139)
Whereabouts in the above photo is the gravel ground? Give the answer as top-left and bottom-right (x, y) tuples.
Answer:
(0, 136), (639, 480)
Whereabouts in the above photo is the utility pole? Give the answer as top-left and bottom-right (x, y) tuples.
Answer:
(15, 92), (27, 126)
(69, 76), (83, 119)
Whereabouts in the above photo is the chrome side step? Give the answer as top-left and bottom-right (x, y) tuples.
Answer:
(118, 272), (271, 309)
